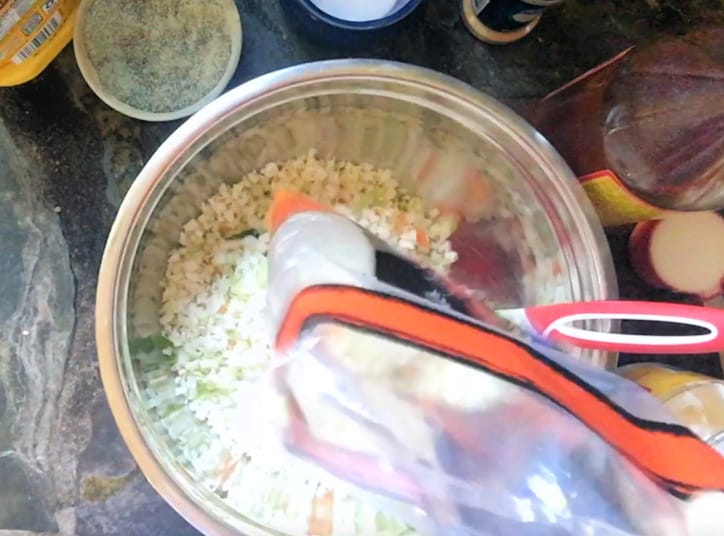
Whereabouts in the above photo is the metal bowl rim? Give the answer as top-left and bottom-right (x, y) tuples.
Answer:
(96, 58), (617, 535)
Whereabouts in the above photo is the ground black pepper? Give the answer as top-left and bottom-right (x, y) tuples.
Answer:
(83, 0), (236, 114)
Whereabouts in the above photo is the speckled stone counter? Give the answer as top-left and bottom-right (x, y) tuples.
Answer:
(0, 1), (721, 534)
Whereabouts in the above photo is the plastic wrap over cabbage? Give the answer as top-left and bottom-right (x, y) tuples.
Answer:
(255, 192), (724, 536)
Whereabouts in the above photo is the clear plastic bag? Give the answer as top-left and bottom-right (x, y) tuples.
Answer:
(253, 192), (724, 536)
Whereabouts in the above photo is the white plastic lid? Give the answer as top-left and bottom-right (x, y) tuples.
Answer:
(308, 0), (400, 22)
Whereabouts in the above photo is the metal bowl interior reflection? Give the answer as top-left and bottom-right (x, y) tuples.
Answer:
(96, 60), (617, 535)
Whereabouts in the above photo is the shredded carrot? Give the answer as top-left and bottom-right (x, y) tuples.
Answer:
(394, 212), (408, 234)
(462, 170), (494, 222)
(216, 455), (240, 489)
(416, 227), (430, 249)
(308, 488), (334, 536)
(468, 172), (492, 202)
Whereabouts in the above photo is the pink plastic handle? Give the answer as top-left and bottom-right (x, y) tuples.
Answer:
(524, 301), (724, 354)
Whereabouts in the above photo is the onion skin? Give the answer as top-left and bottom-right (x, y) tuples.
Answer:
(629, 214), (724, 300)
(629, 220), (668, 290)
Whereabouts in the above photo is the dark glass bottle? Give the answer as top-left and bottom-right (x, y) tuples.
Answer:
(530, 27), (724, 225)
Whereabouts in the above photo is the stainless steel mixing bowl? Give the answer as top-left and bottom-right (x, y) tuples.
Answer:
(96, 60), (617, 535)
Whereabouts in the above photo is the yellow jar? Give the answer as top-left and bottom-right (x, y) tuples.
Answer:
(0, 0), (79, 86)
(619, 363), (724, 451)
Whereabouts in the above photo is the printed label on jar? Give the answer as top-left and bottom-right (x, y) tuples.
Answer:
(21, 9), (41, 35)
(11, 9), (60, 63)
(468, 0), (564, 31)
(472, 0), (489, 14)
(1, 0), (36, 42)
(1, 0), (64, 64)
(1, 0), (77, 86)
(579, 169), (667, 227)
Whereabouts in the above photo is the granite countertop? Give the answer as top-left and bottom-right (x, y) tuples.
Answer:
(0, 1), (722, 535)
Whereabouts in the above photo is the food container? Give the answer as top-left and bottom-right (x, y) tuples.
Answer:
(0, 0), (79, 87)
(619, 363), (724, 452)
(96, 60), (616, 535)
(280, 0), (423, 47)
(73, 0), (242, 121)
(461, 0), (565, 45)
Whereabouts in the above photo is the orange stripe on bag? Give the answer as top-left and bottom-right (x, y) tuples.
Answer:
(276, 284), (724, 495)
(270, 190), (332, 232)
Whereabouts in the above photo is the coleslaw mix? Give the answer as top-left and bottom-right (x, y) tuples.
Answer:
(0, 0), (79, 86)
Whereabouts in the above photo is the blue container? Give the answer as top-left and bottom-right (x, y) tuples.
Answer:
(281, 0), (424, 48)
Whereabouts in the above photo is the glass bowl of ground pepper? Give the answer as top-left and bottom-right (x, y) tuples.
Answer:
(74, 0), (242, 122)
